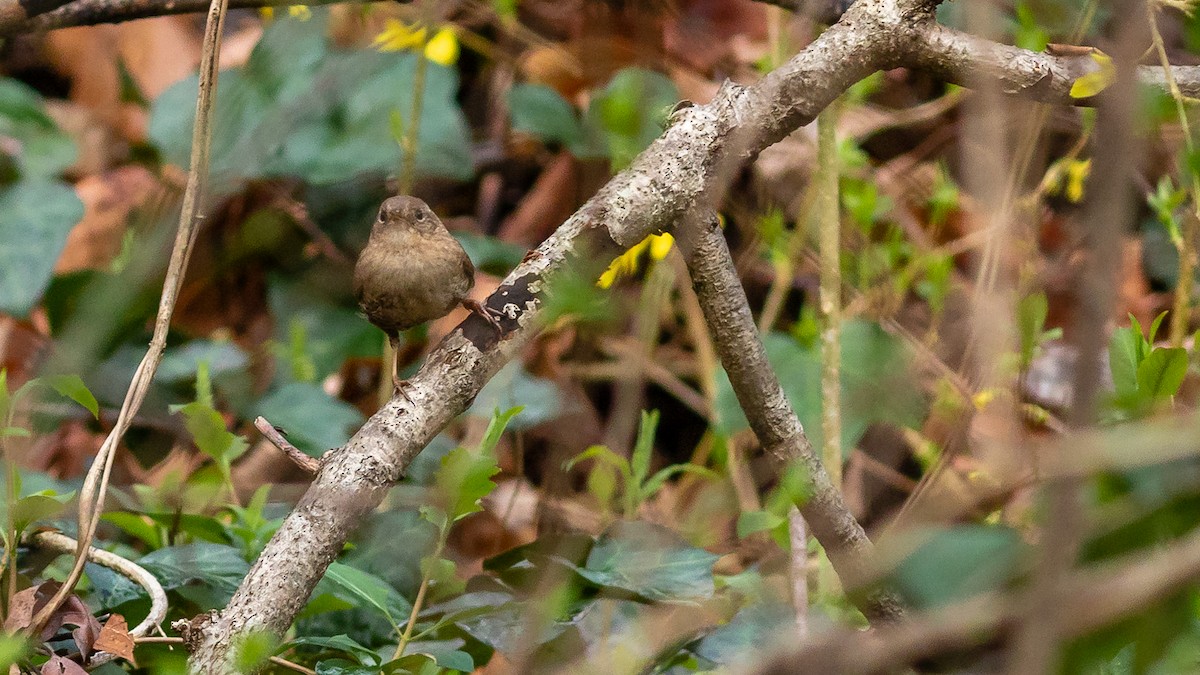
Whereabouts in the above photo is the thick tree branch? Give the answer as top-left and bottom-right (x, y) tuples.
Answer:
(678, 212), (904, 623)
(184, 2), (924, 669)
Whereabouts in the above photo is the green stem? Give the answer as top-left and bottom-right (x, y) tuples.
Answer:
(816, 97), (842, 597)
(1147, 3), (1199, 347)
(394, 529), (447, 660)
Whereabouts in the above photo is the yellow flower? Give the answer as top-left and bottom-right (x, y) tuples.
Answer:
(259, 5), (310, 20)
(424, 27), (460, 67)
(1064, 158), (1091, 203)
(596, 233), (674, 288)
(373, 19), (460, 66)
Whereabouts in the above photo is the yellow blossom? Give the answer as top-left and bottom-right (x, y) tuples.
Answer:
(260, 5), (309, 20)
(596, 233), (674, 288)
(373, 19), (460, 66)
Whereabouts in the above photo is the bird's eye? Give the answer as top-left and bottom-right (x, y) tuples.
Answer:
(413, 210), (427, 222)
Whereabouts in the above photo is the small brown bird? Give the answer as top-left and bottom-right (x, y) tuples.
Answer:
(354, 195), (499, 395)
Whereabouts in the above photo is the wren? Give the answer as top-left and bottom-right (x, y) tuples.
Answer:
(353, 195), (500, 396)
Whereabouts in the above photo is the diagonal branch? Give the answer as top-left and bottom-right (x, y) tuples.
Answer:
(677, 212), (904, 623)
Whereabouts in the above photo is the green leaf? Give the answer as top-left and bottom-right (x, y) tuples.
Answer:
(44, 374), (99, 419)
(267, 275), (377, 383)
(1137, 347), (1188, 400)
(102, 512), (163, 550)
(0, 78), (77, 178)
(630, 410), (659, 488)
(469, 365), (561, 430)
(397, 640), (474, 672)
(317, 562), (412, 627)
(149, 16), (473, 187)
(173, 401), (249, 466)
(736, 510), (786, 538)
(158, 340), (249, 384)
(250, 382), (364, 456)
(433, 446), (501, 522)
(292, 635), (381, 667)
(640, 463), (720, 501)
(0, 180), (85, 316)
(573, 521), (719, 601)
(478, 405), (524, 455)
(1017, 291), (1049, 367)
(508, 83), (584, 148)
(0, 369), (10, 423)
(8, 490), (73, 534)
(584, 68), (679, 169)
(1149, 310), (1169, 345)
(1109, 326), (1143, 398)
(138, 543), (250, 606)
(891, 525), (1023, 609)
(232, 630), (278, 674)
(564, 445), (630, 476)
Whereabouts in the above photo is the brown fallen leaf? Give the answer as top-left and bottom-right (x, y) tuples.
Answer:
(3, 585), (41, 633)
(94, 614), (136, 666)
(41, 655), (86, 675)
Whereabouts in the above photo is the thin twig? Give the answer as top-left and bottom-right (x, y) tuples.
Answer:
(254, 417), (320, 474)
(28, 0), (231, 637)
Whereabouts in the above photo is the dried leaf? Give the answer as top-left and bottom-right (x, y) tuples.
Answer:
(41, 655), (87, 675)
(94, 614), (136, 665)
(56, 595), (102, 660)
(3, 586), (40, 633)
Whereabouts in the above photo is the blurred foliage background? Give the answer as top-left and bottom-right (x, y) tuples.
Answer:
(3, 0), (1200, 672)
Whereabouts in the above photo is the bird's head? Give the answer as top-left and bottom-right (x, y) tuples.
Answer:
(372, 195), (442, 238)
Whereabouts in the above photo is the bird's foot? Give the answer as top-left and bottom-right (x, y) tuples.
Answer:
(392, 376), (414, 404)
(462, 298), (504, 336)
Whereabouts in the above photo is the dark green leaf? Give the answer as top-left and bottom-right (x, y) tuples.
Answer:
(293, 634), (380, 667)
(251, 382), (364, 456)
(0, 78), (77, 177)
(158, 341), (249, 384)
(0, 180), (85, 316)
(469, 365), (560, 430)
(574, 521), (719, 601)
(891, 525), (1024, 609)
(508, 83), (584, 148)
(316, 561), (412, 627)
(139, 544), (250, 605)
(149, 16), (472, 187)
